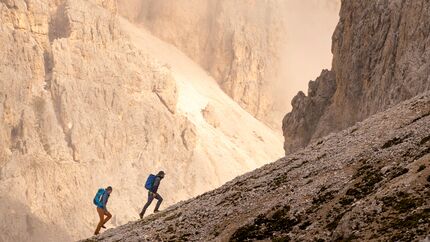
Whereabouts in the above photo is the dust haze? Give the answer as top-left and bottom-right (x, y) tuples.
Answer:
(118, 0), (341, 125)
(273, 0), (340, 115)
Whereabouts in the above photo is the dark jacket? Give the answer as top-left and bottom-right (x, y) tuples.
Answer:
(151, 176), (162, 193)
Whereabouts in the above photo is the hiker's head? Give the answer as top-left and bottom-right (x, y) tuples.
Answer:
(106, 186), (113, 194)
(157, 171), (165, 179)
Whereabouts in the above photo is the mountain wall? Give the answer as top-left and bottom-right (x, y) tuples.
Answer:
(118, 0), (285, 127)
(86, 92), (430, 242)
(283, 0), (430, 153)
(0, 0), (193, 240)
(0, 0), (282, 241)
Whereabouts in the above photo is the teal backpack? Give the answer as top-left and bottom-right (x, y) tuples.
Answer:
(93, 188), (105, 206)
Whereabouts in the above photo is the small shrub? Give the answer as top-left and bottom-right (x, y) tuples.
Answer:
(272, 236), (291, 242)
(417, 165), (426, 172)
(326, 213), (344, 231)
(339, 197), (354, 206)
(298, 221), (312, 230)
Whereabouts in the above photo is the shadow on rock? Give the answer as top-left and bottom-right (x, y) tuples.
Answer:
(0, 195), (72, 242)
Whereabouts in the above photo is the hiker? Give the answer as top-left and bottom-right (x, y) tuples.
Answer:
(139, 171), (165, 218)
(93, 186), (113, 235)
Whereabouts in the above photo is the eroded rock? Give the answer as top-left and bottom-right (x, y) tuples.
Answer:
(283, 0), (430, 153)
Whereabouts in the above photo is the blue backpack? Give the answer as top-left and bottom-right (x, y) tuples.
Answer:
(93, 188), (105, 206)
(145, 174), (156, 190)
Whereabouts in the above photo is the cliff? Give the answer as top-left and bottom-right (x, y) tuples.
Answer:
(283, 0), (430, 153)
(117, 0), (286, 127)
(0, 0), (282, 241)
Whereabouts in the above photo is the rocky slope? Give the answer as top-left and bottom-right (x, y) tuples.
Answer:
(87, 93), (430, 241)
(86, 92), (430, 242)
(283, 0), (430, 153)
(0, 0), (282, 241)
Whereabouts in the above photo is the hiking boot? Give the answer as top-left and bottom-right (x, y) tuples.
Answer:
(154, 210), (160, 213)
(101, 225), (106, 229)
(139, 213), (143, 219)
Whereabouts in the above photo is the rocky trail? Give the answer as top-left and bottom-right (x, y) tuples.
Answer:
(85, 93), (430, 241)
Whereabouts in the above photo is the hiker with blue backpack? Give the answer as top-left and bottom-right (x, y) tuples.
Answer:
(93, 186), (113, 235)
(139, 171), (165, 219)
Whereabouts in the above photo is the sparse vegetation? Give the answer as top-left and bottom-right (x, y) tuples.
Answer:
(417, 165), (425, 172)
(334, 234), (359, 242)
(326, 213), (345, 231)
(338, 197), (354, 206)
(313, 190), (336, 205)
(381, 192), (424, 213)
(273, 173), (289, 187)
(390, 208), (430, 229)
(381, 133), (411, 149)
(230, 205), (300, 241)
(419, 135), (430, 145)
(390, 167), (409, 179)
(272, 236), (291, 242)
(299, 221), (312, 230)
(348, 165), (383, 199)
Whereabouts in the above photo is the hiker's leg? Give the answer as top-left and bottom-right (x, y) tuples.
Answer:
(102, 210), (112, 225)
(94, 207), (104, 235)
(154, 194), (163, 212)
(140, 192), (154, 216)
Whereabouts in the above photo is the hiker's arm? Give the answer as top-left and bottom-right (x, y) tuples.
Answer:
(101, 193), (108, 211)
(151, 177), (160, 193)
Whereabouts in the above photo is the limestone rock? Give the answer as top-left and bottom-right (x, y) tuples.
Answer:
(0, 0), (283, 241)
(201, 104), (220, 128)
(282, 70), (336, 152)
(117, 0), (285, 126)
(0, 0), (194, 240)
(283, 0), (430, 153)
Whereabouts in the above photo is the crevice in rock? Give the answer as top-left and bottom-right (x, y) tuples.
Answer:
(43, 50), (53, 91)
(48, 1), (71, 42)
(50, 86), (78, 162)
(32, 96), (52, 157)
(155, 92), (175, 114)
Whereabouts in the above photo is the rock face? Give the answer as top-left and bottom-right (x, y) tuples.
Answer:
(85, 92), (430, 242)
(117, 0), (285, 126)
(0, 0), (282, 241)
(283, 0), (430, 153)
(0, 0), (193, 240)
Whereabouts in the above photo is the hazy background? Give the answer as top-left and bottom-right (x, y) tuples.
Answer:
(274, 0), (341, 114)
(118, 0), (341, 127)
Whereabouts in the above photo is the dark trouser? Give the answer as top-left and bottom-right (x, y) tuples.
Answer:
(94, 207), (112, 235)
(140, 191), (163, 217)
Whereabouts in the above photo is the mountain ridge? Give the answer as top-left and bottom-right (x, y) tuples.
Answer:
(283, 0), (430, 153)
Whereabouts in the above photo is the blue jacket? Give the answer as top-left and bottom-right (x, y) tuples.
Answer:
(98, 191), (110, 211)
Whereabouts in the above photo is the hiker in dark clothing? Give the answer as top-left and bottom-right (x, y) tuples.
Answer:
(139, 171), (165, 219)
(94, 186), (113, 235)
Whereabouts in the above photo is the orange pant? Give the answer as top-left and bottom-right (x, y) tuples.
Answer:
(94, 207), (112, 235)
